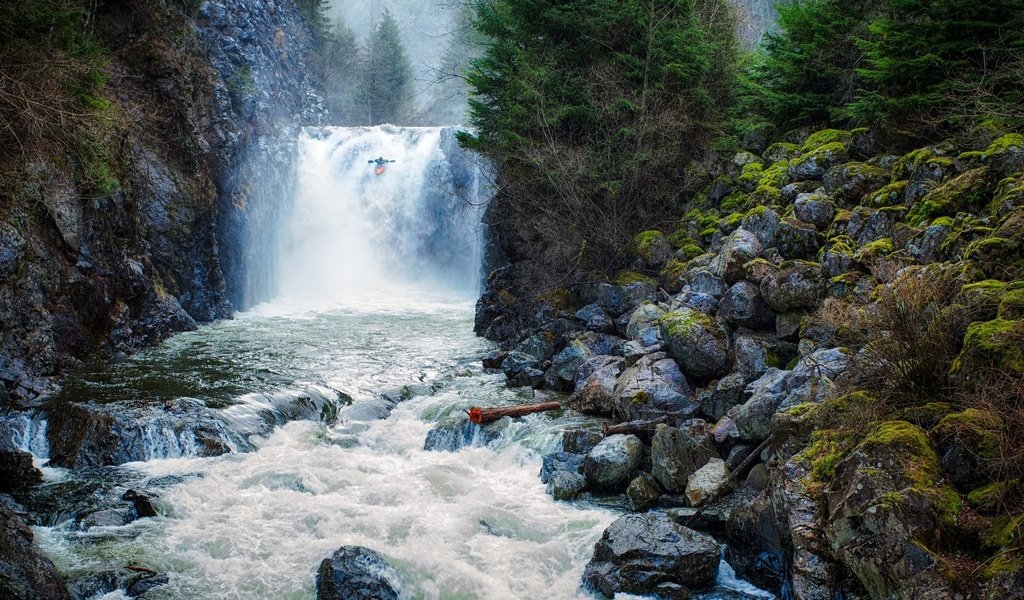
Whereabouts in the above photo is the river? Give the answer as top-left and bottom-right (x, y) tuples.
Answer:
(13, 126), (772, 599)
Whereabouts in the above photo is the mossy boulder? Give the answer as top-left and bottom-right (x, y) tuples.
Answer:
(965, 236), (1021, 278)
(775, 218), (824, 261)
(789, 142), (849, 182)
(748, 185), (782, 209)
(853, 237), (895, 264)
(931, 409), (999, 490)
(866, 179), (908, 207)
(818, 236), (856, 278)
(906, 167), (994, 226)
(801, 129), (852, 152)
(763, 142), (801, 163)
(659, 308), (731, 379)
(794, 192), (837, 230)
(954, 318), (1024, 376)
(989, 173), (1024, 217)
(955, 133), (1024, 176)
(737, 162), (765, 192)
(823, 162), (890, 202)
(825, 421), (960, 600)
(634, 230), (671, 267)
(998, 286), (1024, 320)
(760, 260), (824, 312)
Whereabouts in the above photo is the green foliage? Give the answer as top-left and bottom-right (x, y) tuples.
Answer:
(315, 16), (363, 123)
(295, 0), (333, 43)
(733, 0), (877, 132)
(459, 0), (738, 274)
(354, 9), (413, 125)
(848, 0), (1024, 136)
(0, 0), (120, 195)
(736, 0), (1024, 138)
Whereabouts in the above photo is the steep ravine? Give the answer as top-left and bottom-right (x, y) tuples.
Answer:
(0, 0), (322, 402)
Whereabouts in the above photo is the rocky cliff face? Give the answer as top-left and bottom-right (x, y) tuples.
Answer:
(0, 0), (323, 402)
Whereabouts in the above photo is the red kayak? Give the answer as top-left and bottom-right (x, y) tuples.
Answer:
(375, 165), (387, 176)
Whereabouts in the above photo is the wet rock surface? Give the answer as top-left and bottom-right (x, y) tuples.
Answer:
(583, 511), (720, 597)
(0, 496), (72, 599)
(316, 546), (399, 600)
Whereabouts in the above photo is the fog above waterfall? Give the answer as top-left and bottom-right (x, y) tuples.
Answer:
(328, 0), (472, 124)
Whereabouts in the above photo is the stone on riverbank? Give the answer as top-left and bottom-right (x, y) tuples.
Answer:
(583, 511), (720, 597)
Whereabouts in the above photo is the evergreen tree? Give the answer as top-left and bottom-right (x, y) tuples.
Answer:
(459, 0), (737, 272)
(355, 9), (413, 125)
(847, 0), (1024, 136)
(318, 16), (362, 124)
(295, 0), (332, 43)
(735, 0), (878, 131)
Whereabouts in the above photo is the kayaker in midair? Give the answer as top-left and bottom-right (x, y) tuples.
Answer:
(368, 156), (395, 175)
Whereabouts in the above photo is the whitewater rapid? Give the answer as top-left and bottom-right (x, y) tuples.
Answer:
(19, 126), (771, 599)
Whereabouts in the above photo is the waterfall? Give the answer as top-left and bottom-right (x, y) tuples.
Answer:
(273, 125), (491, 307)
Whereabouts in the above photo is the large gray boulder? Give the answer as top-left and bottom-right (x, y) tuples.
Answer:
(697, 372), (747, 420)
(685, 458), (729, 506)
(316, 546), (399, 600)
(515, 333), (556, 361)
(501, 351), (538, 379)
(760, 260), (824, 312)
(718, 281), (774, 330)
(568, 357), (624, 415)
(583, 434), (643, 490)
(650, 423), (718, 493)
(710, 228), (762, 283)
(659, 308), (731, 379)
(575, 303), (614, 332)
(572, 355), (624, 390)
(550, 341), (593, 384)
(793, 191), (836, 230)
(731, 368), (790, 441)
(685, 269), (728, 298)
(583, 512), (720, 598)
(612, 352), (696, 422)
(626, 303), (666, 340)
(0, 498), (72, 600)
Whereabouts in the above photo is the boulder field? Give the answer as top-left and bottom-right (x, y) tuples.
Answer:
(473, 128), (1024, 598)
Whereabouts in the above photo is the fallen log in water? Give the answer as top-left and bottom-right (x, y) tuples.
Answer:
(602, 417), (669, 437)
(464, 401), (562, 424)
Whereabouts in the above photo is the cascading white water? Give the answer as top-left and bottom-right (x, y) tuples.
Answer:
(275, 125), (489, 307)
(20, 124), (774, 600)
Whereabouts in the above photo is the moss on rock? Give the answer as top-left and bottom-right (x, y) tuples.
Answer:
(802, 128), (852, 152)
(955, 319), (1024, 375)
(906, 167), (993, 226)
(634, 230), (666, 259)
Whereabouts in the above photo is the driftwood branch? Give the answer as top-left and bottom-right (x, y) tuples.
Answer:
(464, 401), (562, 424)
(602, 417), (669, 437)
(684, 435), (773, 528)
(125, 565), (158, 575)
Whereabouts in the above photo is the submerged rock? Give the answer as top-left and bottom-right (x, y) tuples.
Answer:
(316, 546), (399, 600)
(583, 511), (720, 597)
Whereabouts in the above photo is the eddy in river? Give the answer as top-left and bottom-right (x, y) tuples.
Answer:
(368, 156), (395, 175)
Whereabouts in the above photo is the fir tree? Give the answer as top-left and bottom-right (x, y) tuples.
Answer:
(355, 9), (413, 125)
(848, 0), (1024, 136)
(736, 0), (878, 131)
(459, 0), (737, 272)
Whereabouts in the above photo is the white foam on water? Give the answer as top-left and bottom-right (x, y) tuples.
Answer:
(122, 399), (614, 599)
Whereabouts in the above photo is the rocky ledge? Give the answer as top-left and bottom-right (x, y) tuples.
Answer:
(476, 128), (1024, 598)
